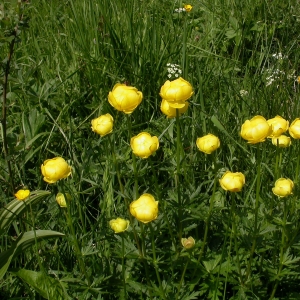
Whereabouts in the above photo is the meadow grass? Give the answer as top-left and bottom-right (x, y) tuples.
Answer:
(1, 0), (300, 299)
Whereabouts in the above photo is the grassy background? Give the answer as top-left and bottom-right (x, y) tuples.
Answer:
(1, 0), (300, 299)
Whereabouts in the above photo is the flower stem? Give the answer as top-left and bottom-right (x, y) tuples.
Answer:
(269, 198), (288, 300)
(121, 235), (127, 298)
(175, 109), (183, 240)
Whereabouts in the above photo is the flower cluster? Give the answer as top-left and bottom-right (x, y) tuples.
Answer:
(166, 63), (182, 79)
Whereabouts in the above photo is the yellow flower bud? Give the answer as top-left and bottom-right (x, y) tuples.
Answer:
(159, 77), (193, 108)
(219, 171), (245, 192)
(289, 118), (300, 139)
(184, 4), (193, 12)
(108, 83), (143, 114)
(130, 132), (159, 159)
(91, 113), (114, 137)
(196, 134), (220, 154)
(240, 115), (272, 144)
(272, 178), (294, 197)
(130, 193), (158, 223)
(56, 193), (71, 208)
(15, 189), (30, 201)
(181, 236), (195, 249)
(41, 157), (72, 184)
(267, 115), (289, 138)
(272, 135), (291, 148)
(160, 99), (189, 118)
(109, 218), (130, 233)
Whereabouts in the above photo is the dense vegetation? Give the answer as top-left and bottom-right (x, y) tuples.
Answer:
(1, 0), (300, 299)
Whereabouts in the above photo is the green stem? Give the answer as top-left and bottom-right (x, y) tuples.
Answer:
(269, 198), (288, 300)
(175, 109), (183, 240)
(295, 141), (300, 184)
(64, 198), (91, 286)
(231, 194), (242, 280)
(150, 224), (166, 299)
(175, 258), (189, 300)
(245, 146), (262, 281)
(121, 235), (127, 298)
(127, 115), (139, 198)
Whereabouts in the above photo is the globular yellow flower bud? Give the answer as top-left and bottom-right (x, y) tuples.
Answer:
(184, 4), (193, 12)
(109, 218), (130, 233)
(272, 135), (291, 148)
(15, 189), (30, 201)
(108, 83), (143, 114)
(196, 134), (220, 154)
(56, 193), (71, 208)
(130, 132), (159, 159)
(41, 157), (72, 184)
(91, 113), (114, 137)
(130, 193), (158, 223)
(159, 77), (193, 108)
(289, 118), (300, 139)
(181, 236), (195, 249)
(272, 178), (294, 197)
(160, 99), (189, 118)
(240, 115), (272, 144)
(267, 115), (289, 138)
(219, 171), (245, 192)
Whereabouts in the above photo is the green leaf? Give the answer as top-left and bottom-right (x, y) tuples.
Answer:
(0, 230), (65, 280)
(15, 269), (70, 300)
(0, 190), (51, 235)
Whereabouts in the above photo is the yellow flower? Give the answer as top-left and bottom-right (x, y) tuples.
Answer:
(196, 134), (220, 154)
(15, 189), (30, 201)
(130, 193), (158, 223)
(267, 115), (289, 138)
(159, 77), (193, 108)
(56, 193), (71, 208)
(289, 118), (300, 139)
(240, 115), (272, 144)
(108, 83), (143, 114)
(91, 113), (114, 137)
(109, 218), (130, 233)
(219, 171), (245, 192)
(272, 178), (294, 197)
(160, 99), (189, 118)
(41, 157), (72, 184)
(272, 135), (291, 148)
(181, 236), (195, 249)
(130, 132), (159, 159)
(297, 76), (300, 84)
(184, 4), (193, 12)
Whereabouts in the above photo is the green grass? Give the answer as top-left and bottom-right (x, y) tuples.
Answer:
(1, 0), (300, 299)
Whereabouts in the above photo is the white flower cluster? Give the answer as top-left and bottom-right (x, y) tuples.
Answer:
(167, 63), (182, 79)
(239, 90), (249, 97)
(174, 8), (186, 13)
(266, 69), (285, 86)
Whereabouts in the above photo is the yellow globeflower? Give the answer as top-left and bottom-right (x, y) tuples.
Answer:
(56, 193), (71, 208)
(272, 135), (291, 148)
(108, 83), (143, 114)
(130, 132), (159, 159)
(160, 99), (189, 118)
(240, 115), (272, 144)
(109, 218), (130, 233)
(289, 118), (300, 139)
(159, 77), (193, 108)
(267, 115), (289, 138)
(91, 113), (114, 137)
(196, 134), (220, 154)
(272, 178), (294, 197)
(181, 236), (195, 249)
(130, 193), (158, 223)
(15, 189), (30, 201)
(41, 157), (72, 184)
(184, 4), (193, 12)
(219, 171), (245, 192)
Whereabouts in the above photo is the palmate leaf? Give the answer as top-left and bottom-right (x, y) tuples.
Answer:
(0, 230), (65, 280)
(0, 190), (51, 235)
(15, 269), (71, 300)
